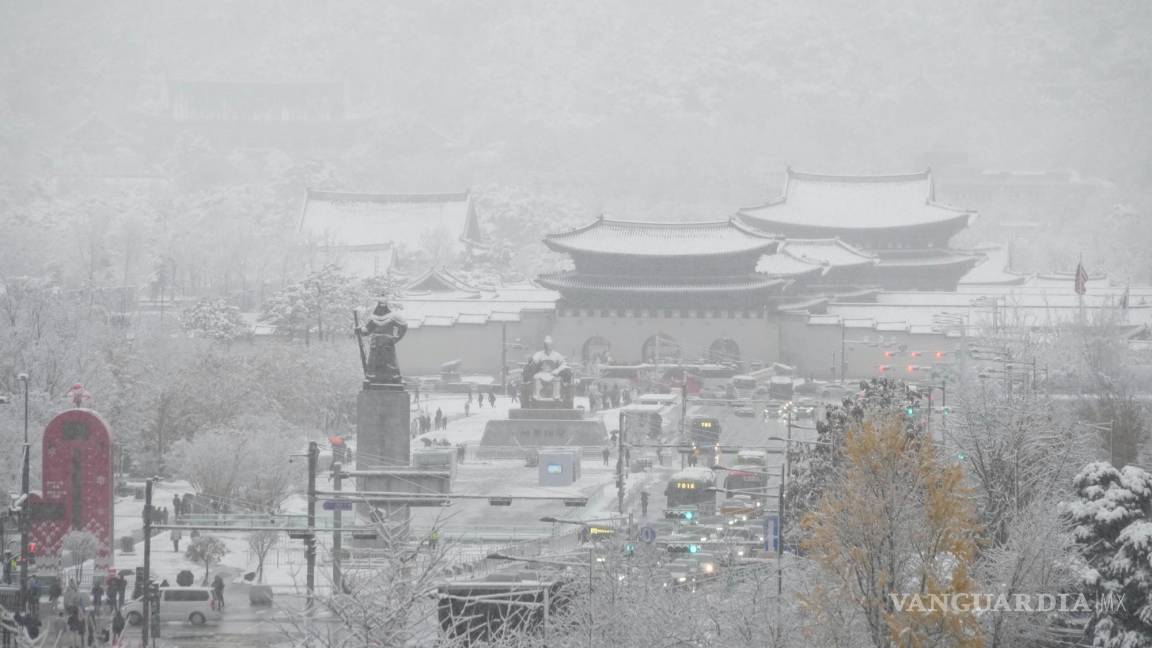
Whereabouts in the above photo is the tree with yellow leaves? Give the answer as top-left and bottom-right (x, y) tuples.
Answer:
(802, 415), (983, 648)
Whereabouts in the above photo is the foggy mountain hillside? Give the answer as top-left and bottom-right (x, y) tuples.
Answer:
(2, 1), (1152, 287)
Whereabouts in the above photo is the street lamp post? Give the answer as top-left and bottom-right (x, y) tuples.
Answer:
(17, 372), (29, 613)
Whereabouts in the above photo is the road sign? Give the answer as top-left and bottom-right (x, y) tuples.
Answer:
(639, 526), (657, 544)
(764, 514), (780, 553)
(322, 500), (353, 512)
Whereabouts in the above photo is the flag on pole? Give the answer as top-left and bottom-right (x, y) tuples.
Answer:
(1074, 262), (1089, 296)
(1121, 282), (1130, 310)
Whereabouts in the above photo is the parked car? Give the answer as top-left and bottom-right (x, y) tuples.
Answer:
(733, 406), (756, 418)
(124, 587), (221, 626)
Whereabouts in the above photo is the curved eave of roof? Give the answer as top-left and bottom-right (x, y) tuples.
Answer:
(735, 210), (974, 234)
(872, 253), (980, 269)
(755, 257), (826, 279)
(542, 216), (780, 257)
(778, 238), (878, 269)
(536, 273), (789, 295)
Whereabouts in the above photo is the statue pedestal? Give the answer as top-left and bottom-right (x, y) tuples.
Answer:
(354, 386), (411, 546)
(357, 386), (410, 465)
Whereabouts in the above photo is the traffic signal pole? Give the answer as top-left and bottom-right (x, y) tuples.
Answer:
(142, 478), (153, 648)
(616, 412), (625, 515)
(331, 461), (343, 596)
(18, 373), (29, 614)
(306, 441), (318, 612)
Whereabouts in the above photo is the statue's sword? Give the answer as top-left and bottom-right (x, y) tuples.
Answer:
(353, 310), (368, 374)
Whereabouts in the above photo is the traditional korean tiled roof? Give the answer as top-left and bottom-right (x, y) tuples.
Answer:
(396, 284), (559, 329)
(536, 272), (789, 295)
(299, 189), (484, 252)
(405, 267), (478, 293)
(957, 246), (1031, 286)
(544, 217), (779, 257)
(756, 239), (875, 277)
(871, 249), (980, 269)
(738, 168), (976, 232)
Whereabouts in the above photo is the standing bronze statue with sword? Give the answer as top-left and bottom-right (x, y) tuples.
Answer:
(354, 301), (408, 385)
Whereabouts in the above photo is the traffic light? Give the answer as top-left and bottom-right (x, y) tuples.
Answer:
(878, 365), (889, 373)
(883, 351), (894, 358)
(26, 542), (37, 565)
(934, 351), (945, 359)
(664, 510), (695, 521)
(909, 351), (921, 358)
(667, 544), (700, 554)
(906, 365), (916, 373)
(905, 406), (918, 417)
(623, 543), (636, 555)
(488, 497), (513, 507)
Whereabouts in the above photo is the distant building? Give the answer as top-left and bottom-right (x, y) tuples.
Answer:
(737, 169), (981, 290)
(298, 189), (485, 277)
(395, 268), (557, 377)
(538, 217), (786, 365)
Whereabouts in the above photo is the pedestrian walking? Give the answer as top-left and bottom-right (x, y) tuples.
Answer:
(91, 582), (104, 611)
(111, 609), (125, 646)
(104, 573), (117, 612)
(211, 575), (225, 611)
(464, 400), (470, 416)
(428, 529), (440, 550)
(182, 493), (194, 516)
(116, 574), (127, 608)
(456, 443), (466, 464)
(488, 390), (496, 407)
(28, 576), (41, 614)
(172, 494), (182, 519)
(509, 385), (519, 405)
(601, 447), (611, 466)
(640, 491), (649, 518)
(67, 609), (84, 648)
(171, 528), (183, 553)
(656, 446), (664, 466)
(435, 408), (443, 431)
(49, 579), (63, 607)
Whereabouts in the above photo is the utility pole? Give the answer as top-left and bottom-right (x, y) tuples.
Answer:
(1110, 420), (1116, 466)
(616, 412), (625, 515)
(331, 462), (343, 596)
(18, 372), (29, 613)
(142, 478), (153, 648)
(306, 441), (318, 611)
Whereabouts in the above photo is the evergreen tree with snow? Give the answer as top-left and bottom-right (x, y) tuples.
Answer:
(1063, 461), (1152, 646)
(180, 297), (248, 342)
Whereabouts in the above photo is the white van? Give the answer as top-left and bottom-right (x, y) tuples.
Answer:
(124, 587), (221, 626)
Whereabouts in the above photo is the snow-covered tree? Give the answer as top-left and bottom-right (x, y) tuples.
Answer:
(299, 264), (359, 343)
(247, 530), (279, 584)
(180, 297), (248, 342)
(185, 535), (229, 585)
(60, 530), (104, 585)
(802, 416), (983, 648)
(784, 378), (923, 547)
(1063, 462), (1152, 646)
(172, 427), (248, 510)
(949, 372), (1093, 544)
(173, 417), (300, 513)
(260, 282), (311, 341)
